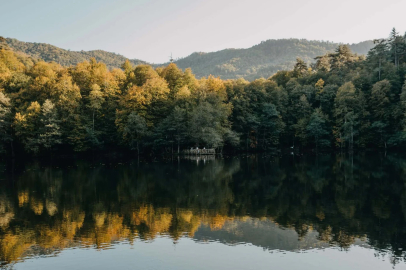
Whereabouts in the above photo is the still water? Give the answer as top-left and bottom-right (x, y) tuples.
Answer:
(1, 153), (406, 269)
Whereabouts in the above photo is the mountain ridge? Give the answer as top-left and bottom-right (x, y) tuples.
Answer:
(4, 37), (374, 80)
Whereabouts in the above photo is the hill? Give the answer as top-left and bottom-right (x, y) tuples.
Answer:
(5, 38), (146, 69)
(5, 37), (374, 80)
(170, 39), (374, 80)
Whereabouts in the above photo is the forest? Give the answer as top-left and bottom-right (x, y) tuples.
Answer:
(1, 28), (406, 157)
(5, 37), (373, 80)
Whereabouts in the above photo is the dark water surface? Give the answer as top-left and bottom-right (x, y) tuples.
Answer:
(1, 153), (406, 269)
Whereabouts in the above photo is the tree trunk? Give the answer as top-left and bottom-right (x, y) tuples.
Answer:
(10, 140), (15, 158)
(137, 141), (139, 158)
(395, 43), (398, 69)
(246, 132), (249, 152)
(351, 125), (354, 151)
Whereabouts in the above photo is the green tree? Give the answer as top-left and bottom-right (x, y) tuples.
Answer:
(39, 99), (61, 151)
(87, 84), (104, 146)
(188, 102), (231, 149)
(123, 112), (148, 156)
(258, 103), (285, 148)
(293, 58), (308, 78)
(367, 39), (388, 80)
(334, 82), (359, 149)
(370, 80), (391, 148)
(306, 108), (330, 151)
(154, 106), (187, 154)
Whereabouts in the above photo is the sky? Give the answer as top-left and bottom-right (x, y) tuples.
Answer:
(0, 0), (405, 63)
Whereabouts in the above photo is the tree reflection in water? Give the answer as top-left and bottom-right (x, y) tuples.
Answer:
(1, 153), (406, 267)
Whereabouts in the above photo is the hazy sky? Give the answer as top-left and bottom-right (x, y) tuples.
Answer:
(1, 0), (405, 63)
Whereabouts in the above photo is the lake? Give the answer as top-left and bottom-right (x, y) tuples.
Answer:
(1, 153), (406, 269)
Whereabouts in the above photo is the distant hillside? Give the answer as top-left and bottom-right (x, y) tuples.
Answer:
(5, 37), (374, 80)
(5, 38), (146, 69)
(170, 39), (375, 80)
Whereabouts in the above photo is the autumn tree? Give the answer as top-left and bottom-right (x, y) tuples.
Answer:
(0, 91), (13, 154)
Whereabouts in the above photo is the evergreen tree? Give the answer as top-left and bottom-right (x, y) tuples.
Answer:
(293, 58), (308, 78)
(334, 82), (359, 149)
(367, 39), (388, 80)
(306, 108), (330, 151)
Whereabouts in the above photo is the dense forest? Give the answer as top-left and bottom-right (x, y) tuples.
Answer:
(5, 37), (374, 80)
(0, 29), (406, 157)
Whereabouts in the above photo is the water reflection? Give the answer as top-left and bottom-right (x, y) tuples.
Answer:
(1, 154), (406, 268)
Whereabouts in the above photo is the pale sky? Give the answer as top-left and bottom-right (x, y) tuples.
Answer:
(1, 0), (405, 63)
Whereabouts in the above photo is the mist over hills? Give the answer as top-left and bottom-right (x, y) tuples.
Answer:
(5, 37), (374, 80)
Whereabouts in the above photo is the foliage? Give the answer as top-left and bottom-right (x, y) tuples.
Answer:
(1, 28), (406, 156)
(6, 37), (374, 80)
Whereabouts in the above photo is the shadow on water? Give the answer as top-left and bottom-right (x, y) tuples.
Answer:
(1, 153), (406, 267)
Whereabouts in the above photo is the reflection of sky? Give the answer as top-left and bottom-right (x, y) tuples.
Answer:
(6, 217), (402, 269)
(193, 219), (332, 251)
(13, 238), (404, 270)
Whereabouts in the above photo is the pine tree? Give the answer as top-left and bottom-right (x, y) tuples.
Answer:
(334, 82), (359, 150)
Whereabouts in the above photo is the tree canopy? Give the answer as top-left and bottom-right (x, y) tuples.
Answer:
(1, 28), (406, 156)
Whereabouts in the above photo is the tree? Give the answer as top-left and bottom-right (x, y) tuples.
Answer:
(388, 28), (403, 68)
(160, 63), (184, 98)
(14, 101), (41, 153)
(318, 84), (338, 117)
(400, 80), (406, 130)
(334, 82), (359, 150)
(132, 65), (159, 87)
(0, 91), (13, 154)
(293, 58), (308, 78)
(188, 102), (231, 149)
(369, 80), (391, 148)
(330, 45), (360, 71)
(258, 103), (285, 148)
(315, 79), (325, 95)
(367, 39), (388, 80)
(87, 84), (104, 146)
(154, 106), (187, 154)
(123, 112), (148, 157)
(306, 108), (330, 151)
(39, 99), (61, 151)
(314, 55), (331, 72)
